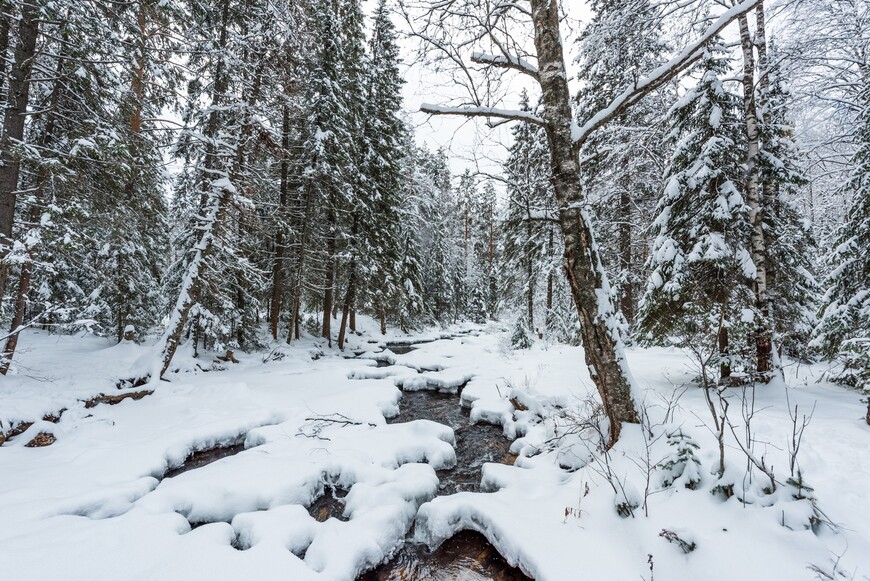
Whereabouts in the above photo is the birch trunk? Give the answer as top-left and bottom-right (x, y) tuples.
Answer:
(530, 0), (639, 444)
(738, 12), (773, 375)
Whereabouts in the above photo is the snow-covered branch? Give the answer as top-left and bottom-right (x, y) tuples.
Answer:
(471, 50), (539, 79)
(420, 103), (546, 127)
(573, 0), (758, 145)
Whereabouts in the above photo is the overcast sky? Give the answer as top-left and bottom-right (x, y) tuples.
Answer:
(392, 2), (594, 178)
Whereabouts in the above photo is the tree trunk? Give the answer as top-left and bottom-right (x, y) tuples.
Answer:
(270, 104), (291, 340)
(755, 1), (769, 106)
(289, 181), (312, 342)
(718, 312), (731, 381)
(349, 309), (356, 333)
(525, 200), (534, 328)
(530, 0), (639, 445)
(546, 227), (554, 331)
(0, 2), (39, 300)
(489, 220), (494, 270)
(337, 265), (357, 351)
(379, 309), (386, 335)
(147, 0), (232, 380)
(0, 1), (11, 99)
(0, 245), (33, 375)
(322, 205), (336, 347)
(738, 13), (772, 376)
(618, 190), (634, 323)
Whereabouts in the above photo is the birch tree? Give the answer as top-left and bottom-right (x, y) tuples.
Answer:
(406, 0), (758, 444)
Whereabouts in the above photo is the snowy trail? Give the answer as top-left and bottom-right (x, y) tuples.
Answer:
(2, 326), (870, 580)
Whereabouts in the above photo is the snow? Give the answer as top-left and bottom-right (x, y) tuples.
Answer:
(573, 0), (758, 144)
(3, 322), (870, 580)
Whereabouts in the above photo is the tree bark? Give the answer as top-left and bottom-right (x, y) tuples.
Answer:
(525, 199), (534, 328)
(545, 227), (554, 331)
(718, 313), (731, 381)
(321, 206), (336, 347)
(0, 1), (11, 99)
(1, 45), (64, 374)
(150, 0), (232, 379)
(530, 0), (639, 445)
(738, 13), (772, 376)
(618, 190), (634, 323)
(288, 180), (311, 342)
(270, 104), (291, 340)
(0, 2), (39, 300)
(337, 265), (356, 351)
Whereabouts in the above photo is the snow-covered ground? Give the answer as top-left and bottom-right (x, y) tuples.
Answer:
(1, 320), (869, 580)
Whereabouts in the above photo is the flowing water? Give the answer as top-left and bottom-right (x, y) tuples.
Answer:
(359, 345), (529, 580)
(163, 442), (247, 479)
(162, 339), (529, 578)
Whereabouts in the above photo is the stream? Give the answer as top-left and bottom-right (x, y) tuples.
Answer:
(160, 339), (529, 579)
(359, 343), (528, 580)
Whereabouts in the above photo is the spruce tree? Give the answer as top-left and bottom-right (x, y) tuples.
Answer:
(638, 42), (755, 381)
(813, 81), (870, 399)
(757, 51), (818, 358)
(502, 91), (561, 334)
(356, 0), (407, 338)
(575, 0), (669, 324)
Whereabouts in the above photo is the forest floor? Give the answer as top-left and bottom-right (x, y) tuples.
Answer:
(1, 319), (869, 580)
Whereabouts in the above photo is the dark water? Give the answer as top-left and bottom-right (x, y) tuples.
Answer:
(360, 352), (528, 580)
(389, 390), (516, 495)
(163, 442), (247, 479)
(384, 343), (416, 355)
(308, 486), (349, 522)
(360, 530), (528, 581)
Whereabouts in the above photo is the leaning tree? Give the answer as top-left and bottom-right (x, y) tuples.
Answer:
(404, 0), (758, 445)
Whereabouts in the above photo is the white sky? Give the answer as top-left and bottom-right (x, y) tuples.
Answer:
(387, 1), (754, 179)
(392, 2), (594, 177)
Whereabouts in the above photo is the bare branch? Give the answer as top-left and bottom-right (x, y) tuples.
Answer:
(471, 50), (539, 79)
(420, 102), (546, 127)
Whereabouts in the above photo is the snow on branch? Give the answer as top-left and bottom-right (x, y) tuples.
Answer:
(471, 50), (539, 79)
(420, 103), (546, 127)
(573, 0), (758, 145)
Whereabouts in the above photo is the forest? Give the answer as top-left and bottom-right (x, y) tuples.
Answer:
(1, 0), (869, 580)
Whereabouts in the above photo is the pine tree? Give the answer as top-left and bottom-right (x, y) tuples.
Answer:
(0, 1), (175, 371)
(502, 91), (561, 334)
(511, 316), (533, 350)
(757, 48), (818, 358)
(417, 147), (460, 324)
(813, 81), (870, 402)
(297, 0), (358, 345)
(350, 0), (407, 341)
(575, 0), (669, 324)
(638, 42), (755, 381)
